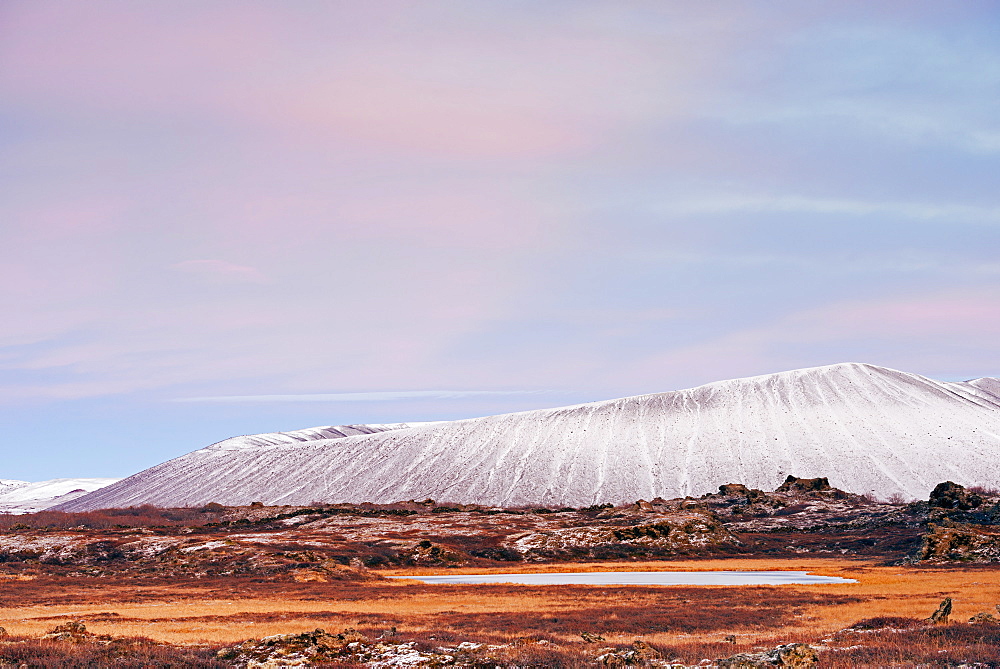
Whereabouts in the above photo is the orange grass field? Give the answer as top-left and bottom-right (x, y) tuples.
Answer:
(3, 558), (999, 648)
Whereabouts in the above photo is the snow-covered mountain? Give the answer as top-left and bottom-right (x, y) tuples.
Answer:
(58, 364), (1000, 510)
(0, 478), (120, 514)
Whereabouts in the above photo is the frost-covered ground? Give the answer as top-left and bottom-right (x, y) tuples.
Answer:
(60, 363), (1000, 510)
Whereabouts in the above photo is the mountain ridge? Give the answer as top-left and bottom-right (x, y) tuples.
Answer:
(57, 363), (1000, 510)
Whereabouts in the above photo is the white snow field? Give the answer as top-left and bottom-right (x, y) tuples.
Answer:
(0, 478), (120, 514)
(57, 363), (1000, 511)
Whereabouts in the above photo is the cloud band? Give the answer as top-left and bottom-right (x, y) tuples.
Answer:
(174, 390), (548, 403)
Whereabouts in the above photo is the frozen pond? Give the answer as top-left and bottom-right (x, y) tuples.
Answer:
(389, 571), (857, 586)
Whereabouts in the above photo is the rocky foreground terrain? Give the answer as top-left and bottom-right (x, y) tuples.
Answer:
(4, 478), (1000, 666)
(2, 476), (999, 580)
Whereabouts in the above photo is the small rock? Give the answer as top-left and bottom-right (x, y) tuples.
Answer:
(41, 620), (92, 642)
(630, 640), (661, 660)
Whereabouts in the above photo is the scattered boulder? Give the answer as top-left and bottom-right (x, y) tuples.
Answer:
(719, 483), (751, 496)
(718, 483), (771, 500)
(633, 499), (655, 512)
(630, 640), (660, 660)
(594, 640), (661, 665)
(969, 611), (997, 624)
(969, 605), (1000, 625)
(927, 597), (952, 624)
(402, 540), (467, 565)
(41, 620), (102, 642)
(776, 476), (831, 493)
(716, 642), (818, 667)
(716, 483), (775, 505)
(930, 482), (982, 511)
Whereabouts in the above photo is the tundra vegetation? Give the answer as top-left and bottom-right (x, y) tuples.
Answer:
(2, 478), (1000, 666)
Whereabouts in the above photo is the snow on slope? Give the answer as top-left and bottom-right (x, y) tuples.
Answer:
(206, 423), (430, 450)
(58, 364), (1000, 510)
(0, 478), (120, 514)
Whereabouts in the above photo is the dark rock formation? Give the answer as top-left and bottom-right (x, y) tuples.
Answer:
(718, 483), (772, 503)
(919, 481), (1000, 539)
(776, 476), (831, 493)
(918, 521), (1000, 562)
(930, 481), (983, 511)
(927, 597), (953, 624)
(700, 483), (787, 519)
(917, 481), (1000, 562)
(508, 509), (740, 559)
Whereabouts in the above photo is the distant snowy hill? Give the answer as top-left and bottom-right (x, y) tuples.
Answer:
(58, 364), (1000, 510)
(0, 478), (120, 514)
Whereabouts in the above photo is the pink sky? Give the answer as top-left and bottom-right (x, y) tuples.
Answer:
(2, 1), (999, 477)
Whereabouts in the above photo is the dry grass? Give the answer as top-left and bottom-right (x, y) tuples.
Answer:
(3, 558), (1000, 665)
(820, 618), (1000, 667)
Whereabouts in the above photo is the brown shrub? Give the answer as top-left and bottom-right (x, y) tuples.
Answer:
(0, 634), (226, 668)
(0, 506), (207, 531)
(820, 620), (1000, 667)
(397, 585), (864, 636)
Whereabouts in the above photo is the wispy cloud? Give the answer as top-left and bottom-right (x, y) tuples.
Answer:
(2, 1), (999, 410)
(659, 195), (1000, 222)
(175, 390), (549, 403)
